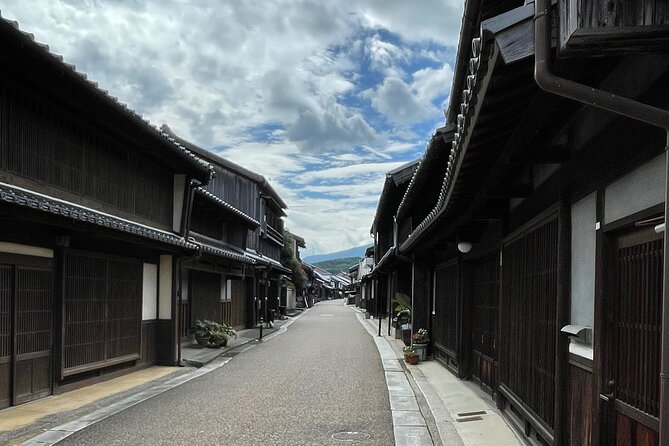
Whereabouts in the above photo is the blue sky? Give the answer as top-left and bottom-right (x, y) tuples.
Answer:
(2, 0), (464, 254)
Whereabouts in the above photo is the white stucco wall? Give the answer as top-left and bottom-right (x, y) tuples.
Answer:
(604, 153), (665, 224)
(159, 255), (173, 320)
(142, 263), (158, 320)
(570, 193), (596, 330)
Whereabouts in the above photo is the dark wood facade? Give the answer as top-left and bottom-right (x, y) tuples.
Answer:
(0, 16), (211, 410)
(371, 1), (669, 445)
(163, 127), (290, 339)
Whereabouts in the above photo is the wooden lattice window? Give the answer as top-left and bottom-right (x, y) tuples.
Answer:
(613, 230), (662, 418)
(16, 267), (52, 356)
(0, 81), (172, 227)
(63, 252), (141, 375)
(472, 251), (500, 361)
(500, 216), (558, 429)
(0, 266), (11, 360)
(433, 261), (458, 353)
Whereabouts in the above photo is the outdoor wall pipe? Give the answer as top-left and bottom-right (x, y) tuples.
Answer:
(176, 178), (203, 366)
(534, 1), (669, 443)
(183, 179), (203, 239)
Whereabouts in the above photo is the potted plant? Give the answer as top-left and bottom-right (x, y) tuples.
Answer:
(394, 293), (412, 343)
(403, 346), (418, 365)
(412, 328), (429, 361)
(194, 319), (212, 347)
(194, 319), (237, 348)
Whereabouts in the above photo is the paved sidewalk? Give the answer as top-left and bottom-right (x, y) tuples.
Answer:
(353, 306), (523, 446)
(0, 367), (183, 445)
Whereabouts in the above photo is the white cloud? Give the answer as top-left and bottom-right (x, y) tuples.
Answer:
(365, 34), (407, 74)
(295, 161), (405, 184)
(367, 77), (435, 125)
(357, 0), (464, 47)
(412, 63), (454, 104)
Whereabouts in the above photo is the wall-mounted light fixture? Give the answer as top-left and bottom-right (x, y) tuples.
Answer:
(457, 241), (472, 253)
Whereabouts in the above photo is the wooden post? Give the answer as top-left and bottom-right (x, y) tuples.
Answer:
(592, 190), (605, 446)
(554, 194), (571, 445)
(387, 274), (392, 337)
(660, 146), (669, 446)
(53, 237), (69, 383)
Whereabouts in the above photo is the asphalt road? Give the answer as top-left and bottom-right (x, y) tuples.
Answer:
(60, 300), (394, 446)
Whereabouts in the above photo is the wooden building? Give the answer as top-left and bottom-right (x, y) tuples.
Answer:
(161, 126), (258, 334)
(369, 160), (419, 329)
(161, 126), (290, 333)
(371, 1), (669, 445)
(0, 16), (212, 408)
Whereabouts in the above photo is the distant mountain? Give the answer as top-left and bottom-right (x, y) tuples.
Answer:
(303, 245), (371, 264)
(313, 257), (361, 274)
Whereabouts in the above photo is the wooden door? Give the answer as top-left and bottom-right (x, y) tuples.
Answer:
(0, 262), (53, 408)
(602, 227), (661, 445)
(432, 260), (458, 372)
(190, 270), (221, 323)
(471, 251), (499, 393)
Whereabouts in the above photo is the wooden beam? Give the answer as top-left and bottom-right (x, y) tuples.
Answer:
(485, 184), (533, 199)
(508, 145), (570, 165)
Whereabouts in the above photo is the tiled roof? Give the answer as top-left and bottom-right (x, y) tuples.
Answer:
(245, 250), (291, 273)
(0, 182), (197, 249)
(371, 246), (396, 274)
(195, 188), (260, 227)
(400, 37), (486, 253)
(190, 233), (255, 264)
(370, 159), (420, 233)
(0, 11), (213, 179)
(395, 126), (455, 222)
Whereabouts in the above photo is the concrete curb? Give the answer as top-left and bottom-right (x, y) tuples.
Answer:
(20, 307), (311, 446)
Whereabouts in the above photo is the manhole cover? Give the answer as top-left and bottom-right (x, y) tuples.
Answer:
(332, 431), (371, 442)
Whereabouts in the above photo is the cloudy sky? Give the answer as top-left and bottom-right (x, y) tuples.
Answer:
(2, 0), (463, 255)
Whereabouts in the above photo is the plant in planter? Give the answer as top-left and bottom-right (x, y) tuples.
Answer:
(411, 328), (429, 361)
(209, 331), (228, 348)
(194, 319), (237, 348)
(403, 346), (418, 365)
(194, 319), (212, 347)
(394, 293), (412, 343)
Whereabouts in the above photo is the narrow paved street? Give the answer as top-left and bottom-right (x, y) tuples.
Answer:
(60, 301), (394, 445)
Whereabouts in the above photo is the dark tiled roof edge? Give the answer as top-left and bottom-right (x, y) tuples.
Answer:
(195, 188), (260, 227)
(0, 182), (197, 250)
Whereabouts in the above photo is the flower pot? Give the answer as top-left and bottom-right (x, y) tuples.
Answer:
(407, 355), (418, 365)
(195, 334), (210, 347)
(413, 343), (428, 361)
(402, 328), (412, 346)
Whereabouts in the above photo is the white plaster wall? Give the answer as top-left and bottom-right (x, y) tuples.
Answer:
(604, 153), (665, 224)
(142, 263), (158, 320)
(0, 242), (53, 258)
(570, 193), (596, 329)
(159, 255), (173, 320)
(286, 287), (296, 309)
